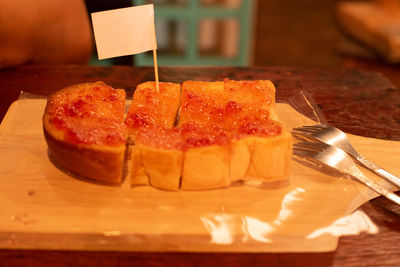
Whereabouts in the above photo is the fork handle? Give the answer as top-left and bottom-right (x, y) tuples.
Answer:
(351, 171), (400, 205)
(355, 155), (400, 189)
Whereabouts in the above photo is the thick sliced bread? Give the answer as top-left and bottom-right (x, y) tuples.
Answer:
(178, 81), (229, 190)
(229, 119), (292, 183)
(43, 81), (127, 184)
(181, 124), (230, 190)
(127, 82), (181, 187)
(223, 78), (278, 125)
(132, 127), (183, 191)
(44, 79), (291, 190)
(179, 81), (224, 128)
(125, 81), (181, 139)
(245, 130), (292, 182)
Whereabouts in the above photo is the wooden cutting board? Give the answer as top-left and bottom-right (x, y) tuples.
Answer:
(0, 99), (399, 252)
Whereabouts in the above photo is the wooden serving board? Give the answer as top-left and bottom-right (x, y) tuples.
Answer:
(0, 99), (399, 252)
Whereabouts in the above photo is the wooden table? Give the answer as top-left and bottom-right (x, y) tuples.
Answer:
(0, 65), (399, 266)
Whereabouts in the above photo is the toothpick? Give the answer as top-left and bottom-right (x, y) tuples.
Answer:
(153, 49), (160, 93)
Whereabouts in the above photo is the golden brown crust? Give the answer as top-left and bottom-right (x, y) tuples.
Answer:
(43, 127), (125, 184)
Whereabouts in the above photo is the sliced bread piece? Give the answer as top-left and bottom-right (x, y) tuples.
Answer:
(223, 78), (278, 128)
(133, 126), (184, 191)
(126, 81), (181, 187)
(229, 119), (292, 183)
(178, 81), (224, 128)
(43, 81), (127, 184)
(125, 81), (181, 139)
(181, 123), (230, 190)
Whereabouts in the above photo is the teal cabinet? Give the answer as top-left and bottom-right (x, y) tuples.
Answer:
(133, 0), (255, 66)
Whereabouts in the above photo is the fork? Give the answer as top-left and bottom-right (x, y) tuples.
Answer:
(292, 124), (400, 189)
(293, 141), (400, 205)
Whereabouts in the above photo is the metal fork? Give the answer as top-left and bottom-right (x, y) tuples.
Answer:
(293, 141), (400, 205)
(292, 124), (400, 189)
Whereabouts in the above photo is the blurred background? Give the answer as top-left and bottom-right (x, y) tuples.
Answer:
(85, 0), (400, 85)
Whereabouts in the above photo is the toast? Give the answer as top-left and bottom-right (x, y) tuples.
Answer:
(132, 127), (183, 191)
(223, 78), (278, 128)
(229, 119), (292, 183)
(125, 81), (181, 139)
(43, 81), (127, 184)
(126, 81), (181, 187)
(178, 81), (224, 128)
(178, 81), (229, 190)
(181, 124), (230, 190)
(43, 79), (291, 190)
(223, 79), (291, 184)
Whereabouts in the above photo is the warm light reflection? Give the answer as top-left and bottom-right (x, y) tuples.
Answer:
(326, 150), (347, 167)
(242, 216), (273, 243)
(201, 187), (308, 244)
(200, 214), (234, 244)
(103, 230), (121, 237)
(328, 132), (347, 147)
(157, 205), (173, 211)
(274, 187), (306, 225)
(306, 210), (378, 239)
(200, 188), (377, 245)
(240, 187), (306, 242)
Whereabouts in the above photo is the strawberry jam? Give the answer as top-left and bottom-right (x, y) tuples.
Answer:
(223, 101), (270, 131)
(136, 126), (183, 150)
(180, 123), (228, 149)
(46, 82), (127, 146)
(126, 82), (181, 131)
(231, 118), (282, 140)
(125, 107), (154, 128)
(179, 81), (224, 128)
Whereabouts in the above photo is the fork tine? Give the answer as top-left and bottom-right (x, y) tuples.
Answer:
(309, 124), (327, 129)
(294, 124), (328, 131)
(295, 137), (400, 206)
(291, 132), (316, 142)
(291, 129), (313, 135)
(293, 151), (321, 165)
(294, 141), (327, 151)
(292, 126), (320, 133)
(293, 149), (316, 158)
(305, 124), (328, 129)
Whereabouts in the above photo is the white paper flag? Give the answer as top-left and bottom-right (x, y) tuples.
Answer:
(91, 4), (157, 60)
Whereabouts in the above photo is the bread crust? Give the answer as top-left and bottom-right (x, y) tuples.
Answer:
(43, 126), (125, 184)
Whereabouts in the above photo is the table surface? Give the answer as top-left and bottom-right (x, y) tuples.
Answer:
(0, 65), (399, 266)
